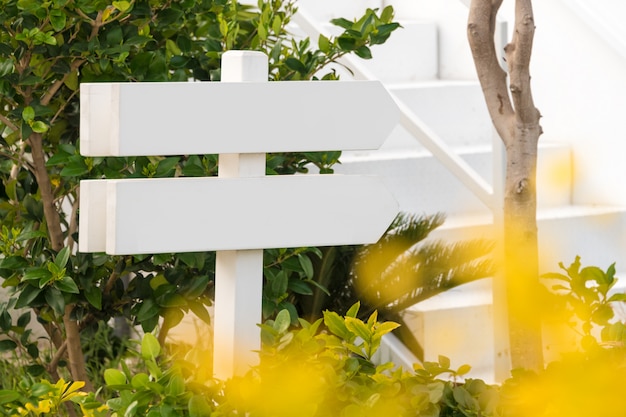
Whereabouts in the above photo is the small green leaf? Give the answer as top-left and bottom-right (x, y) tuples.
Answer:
(273, 309), (291, 334)
(345, 317), (371, 342)
(0, 340), (17, 352)
(438, 355), (451, 369)
(330, 17), (353, 30)
(22, 106), (35, 122)
(45, 287), (65, 315)
(456, 364), (472, 376)
(104, 369), (127, 386)
(54, 247), (70, 269)
(284, 57), (307, 74)
(318, 34), (330, 53)
(84, 286), (102, 310)
(49, 9), (67, 32)
(297, 254), (314, 279)
(355, 46), (372, 59)
(324, 310), (351, 340)
(346, 301), (360, 318)
(141, 333), (161, 360)
(374, 321), (400, 337)
(55, 276), (80, 294)
(112, 0), (131, 12)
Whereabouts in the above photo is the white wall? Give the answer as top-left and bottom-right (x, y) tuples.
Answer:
(386, 0), (477, 79)
(519, 1), (626, 205)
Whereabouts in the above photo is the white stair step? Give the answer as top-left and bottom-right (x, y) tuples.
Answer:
(430, 205), (626, 272)
(336, 141), (573, 216)
(387, 81), (492, 147)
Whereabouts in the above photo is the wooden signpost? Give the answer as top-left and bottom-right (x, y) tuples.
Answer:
(78, 51), (399, 378)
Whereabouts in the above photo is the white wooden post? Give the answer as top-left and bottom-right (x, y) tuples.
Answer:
(214, 51), (267, 378)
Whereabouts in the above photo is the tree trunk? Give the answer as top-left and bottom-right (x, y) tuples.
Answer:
(467, 0), (543, 371)
(29, 131), (93, 388)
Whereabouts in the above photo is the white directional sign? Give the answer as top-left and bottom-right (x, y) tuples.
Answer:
(78, 50), (400, 379)
(80, 80), (399, 156)
(79, 175), (397, 255)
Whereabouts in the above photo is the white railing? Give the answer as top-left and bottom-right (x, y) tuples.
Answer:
(292, 8), (499, 211)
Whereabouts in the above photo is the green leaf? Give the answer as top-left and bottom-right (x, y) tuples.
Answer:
(297, 254), (314, 279)
(345, 317), (371, 342)
(0, 256), (28, 270)
(49, 9), (67, 32)
(189, 395), (212, 417)
(355, 46), (372, 59)
(608, 293), (626, 302)
(438, 355), (451, 369)
(17, 311), (31, 328)
(0, 311), (10, 331)
(104, 368), (127, 386)
(456, 364), (472, 376)
(330, 17), (353, 30)
(137, 299), (159, 322)
(273, 309), (291, 334)
(112, 0), (131, 12)
(22, 106), (35, 122)
(55, 276), (80, 294)
(0, 340), (17, 352)
(346, 301), (360, 318)
(0, 59), (14, 77)
(284, 57), (307, 74)
(188, 301), (211, 324)
(374, 321), (400, 337)
(84, 285), (102, 310)
(141, 333), (161, 360)
(0, 390), (20, 405)
(159, 293), (187, 308)
(318, 34), (330, 53)
(323, 310), (351, 340)
(54, 247), (70, 269)
(287, 279), (313, 295)
(181, 275), (210, 298)
(580, 266), (607, 284)
(23, 268), (53, 283)
(45, 287), (65, 315)
(15, 285), (42, 309)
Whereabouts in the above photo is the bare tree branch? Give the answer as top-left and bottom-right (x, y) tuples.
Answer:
(468, 0), (515, 143)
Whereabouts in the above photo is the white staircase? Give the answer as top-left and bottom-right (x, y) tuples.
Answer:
(292, 0), (626, 381)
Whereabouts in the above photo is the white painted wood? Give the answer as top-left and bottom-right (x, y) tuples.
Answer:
(214, 50), (267, 379)
(95, 175), (397, 254)
(78, 180), (108, 253)
(79, 80), (399, 156)
(214, 249), (264, 377)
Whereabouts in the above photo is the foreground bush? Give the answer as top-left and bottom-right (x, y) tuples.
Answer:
(3, 258), (626, 416)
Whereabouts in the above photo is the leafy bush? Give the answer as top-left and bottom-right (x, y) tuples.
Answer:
(0, 0), (400, 388)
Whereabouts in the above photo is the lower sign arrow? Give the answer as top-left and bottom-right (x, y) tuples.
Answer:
(79, 175), (398, 255)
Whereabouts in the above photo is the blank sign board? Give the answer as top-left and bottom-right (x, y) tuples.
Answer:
(79, 175), (398, 255)
(80, 81), (399, 156)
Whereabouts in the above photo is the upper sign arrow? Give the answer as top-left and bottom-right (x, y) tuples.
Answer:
(80, 81), (399, 156)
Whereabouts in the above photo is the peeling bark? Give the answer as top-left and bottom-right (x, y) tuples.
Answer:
(468, 0), (543, 371)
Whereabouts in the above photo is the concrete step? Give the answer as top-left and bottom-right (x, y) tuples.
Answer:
(335, 141), (573, 217)
(386, 81), (492, 148)
(430, 205), (626, 272)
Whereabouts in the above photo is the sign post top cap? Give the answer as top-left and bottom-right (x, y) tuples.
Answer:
(221, 50), (268, 82)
